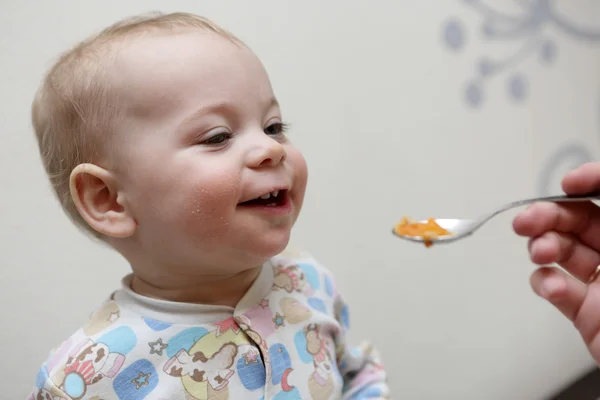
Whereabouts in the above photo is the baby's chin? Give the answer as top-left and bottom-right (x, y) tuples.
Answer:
(245, 229), (292, 261)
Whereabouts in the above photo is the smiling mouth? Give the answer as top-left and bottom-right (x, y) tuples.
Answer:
(238, 190), (289, 207)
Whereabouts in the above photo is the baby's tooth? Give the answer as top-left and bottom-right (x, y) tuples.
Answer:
(261, 193), (271, 199)
(272, 191), (279, 197)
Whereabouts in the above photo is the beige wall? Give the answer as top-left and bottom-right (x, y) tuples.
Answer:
(2, 1), (600, 398)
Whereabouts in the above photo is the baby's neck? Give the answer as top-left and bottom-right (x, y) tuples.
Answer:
(129, 266), (262, 307)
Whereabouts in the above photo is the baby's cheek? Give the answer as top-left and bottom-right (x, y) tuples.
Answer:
(288, 148), (308, 203)
(179, 178), (239, 240)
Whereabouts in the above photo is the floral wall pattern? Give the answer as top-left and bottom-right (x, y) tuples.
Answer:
(441, 0), (600, 195)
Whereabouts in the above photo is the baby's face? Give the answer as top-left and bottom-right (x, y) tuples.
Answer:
(110, 31), (307, 273)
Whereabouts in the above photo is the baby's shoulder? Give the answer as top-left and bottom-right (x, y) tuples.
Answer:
(30, 298), (162, 398)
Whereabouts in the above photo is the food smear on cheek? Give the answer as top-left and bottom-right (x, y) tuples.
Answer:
(184, 190), (230, 240)
(394, 217), (451, 248)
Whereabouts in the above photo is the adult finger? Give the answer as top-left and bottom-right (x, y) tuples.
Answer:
(574, 283), (600, 345)
(513, 201), (600, 251)
(530, 266), (586, 323)
(562, 162), (600, 195)
(528, 231), (600, 282)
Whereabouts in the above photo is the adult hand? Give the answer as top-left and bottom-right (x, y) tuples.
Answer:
(513, 162), (600, 363)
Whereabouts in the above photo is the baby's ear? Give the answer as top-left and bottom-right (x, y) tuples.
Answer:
(70, 163), (136, 238)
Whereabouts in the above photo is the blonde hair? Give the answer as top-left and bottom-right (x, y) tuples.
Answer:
(31, 12), (240, 238)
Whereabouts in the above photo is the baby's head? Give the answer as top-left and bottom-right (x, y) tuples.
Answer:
(32, 12), (308, 276)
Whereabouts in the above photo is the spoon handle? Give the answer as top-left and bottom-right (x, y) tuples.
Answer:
(505, 191), (600, 209)
(474, 192), (600, 231)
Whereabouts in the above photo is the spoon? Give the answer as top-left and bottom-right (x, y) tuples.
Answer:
(392, 192), (600, 245)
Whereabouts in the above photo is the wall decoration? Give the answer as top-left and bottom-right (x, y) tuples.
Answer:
(441, 0), (600, 194)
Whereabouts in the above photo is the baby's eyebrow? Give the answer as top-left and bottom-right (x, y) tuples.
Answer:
(268, 97), (280, 110)
(179, 102), (237, 129)
(179, 97), (281, 130)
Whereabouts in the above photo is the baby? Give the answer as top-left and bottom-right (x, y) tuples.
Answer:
(28, 12), (389, 400)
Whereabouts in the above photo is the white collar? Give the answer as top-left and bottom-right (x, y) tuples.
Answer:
(113, 261), (274, 325)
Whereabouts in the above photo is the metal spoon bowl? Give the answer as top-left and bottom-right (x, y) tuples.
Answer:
(392, 192), (600, 246)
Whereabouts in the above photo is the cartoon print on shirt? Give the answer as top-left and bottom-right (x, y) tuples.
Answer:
(35, 325), (137, 400)
(83, 300), (121, 336)
(241, 347), (260, 365)
(305, 323), (335, 399)
(164, 319), (252, 400)
(163, 342), (238, 389)
(212, 317), (241, 337)
(268, 343), (298, 396)
(31, 388), (66, 400)
(273, 265), (312, 295)
(148, 338), (168, 356)
(279, 297), (312, 324)
(236, 315), (273, 385)
(272, 312), (286, 328)
(30, 256), (377, 399)
(60, 338), (126, 399)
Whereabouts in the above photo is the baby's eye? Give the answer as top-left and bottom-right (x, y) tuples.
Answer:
(264, 122), (288, 136)
(203, 132), (232, 145)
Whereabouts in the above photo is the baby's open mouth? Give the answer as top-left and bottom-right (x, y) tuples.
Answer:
(239, 190), (288, 207)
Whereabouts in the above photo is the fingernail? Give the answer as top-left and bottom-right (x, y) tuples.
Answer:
(530, 241), (542, 260)
(540, 277), (563, 299)
(519, 207), (532, 219)
(531, 235), (552, 261)
(530, 250), (538, 263)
